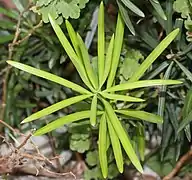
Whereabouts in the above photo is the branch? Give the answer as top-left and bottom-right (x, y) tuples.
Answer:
(163, 148), (192, 180)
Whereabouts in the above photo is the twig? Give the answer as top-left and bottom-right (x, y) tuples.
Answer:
(17, 133), (32, 149)
(40, 165), (76, 179)
(47, 130), (63, 172)
(14, 20), (43, 46)
(163, 148), (192, 180)
(0, 119), (25, 136)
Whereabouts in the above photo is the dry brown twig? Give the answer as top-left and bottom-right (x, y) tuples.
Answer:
(0, 129), (75, 178)
(163, 148), (192, 180)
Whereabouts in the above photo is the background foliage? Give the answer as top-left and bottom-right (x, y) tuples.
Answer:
(1, 0), (192, 179)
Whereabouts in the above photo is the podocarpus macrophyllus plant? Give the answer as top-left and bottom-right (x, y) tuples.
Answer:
(7, 2), (181, 178)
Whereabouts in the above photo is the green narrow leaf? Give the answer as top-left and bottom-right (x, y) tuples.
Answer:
(183, 89), (192, 141)
(158, 62), (174, 118)
(165, 0), (173, 35)
(147, 61), (169, 80)
(117, 0), (135, 35)
(90, 94), (98, 126)
(104, 79), (182, 92)
(22, 94), (92, 123)
(7, 61), (91, 95)
(120, 0), (145, 17)
(161, 119), (173, 160)
(178, 110), (192, 134)
(65, 20), (82, 61)
(101, 92), (145, 102)
(175, 60), (192, 140)
(99, 114), (108, 178)
(107, 12), (125, 88)
(102, 99), (143, 173)
(129, 28), (179, 82)
(100, 34), (114, 88)
(48, 14), (94, 91)
(166, 103), (179, 137)
(136, 123), (145, 161)
(34, 110), (103, 136)
(116, 110), (163, 124)
(107, 115), (124, 173)
(0, 34), (14, 44)
(175, 60), (192, 83)
(77, 33), (98, 89)
(98, 1), (105, 85)
(0, 7), (18, 19)
(149, 0), (167, 20)
(106, 131), (110, 150)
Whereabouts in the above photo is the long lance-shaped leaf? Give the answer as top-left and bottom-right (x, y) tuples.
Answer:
(121, 0), (145, 17)
(107, 115), (123, 173)
(98, 1), (105, 85)
(48, 14), (94, 91)
(116, 110), (163, 124)
(149, 0), (167, 20)
(117, 0), (135, 35)
(100, 92), (145, 102)
(129, 29), (179, 82)
(107, 13), (124, 88)
(182, 88), (192, 141)
(100, 34), (114, 88)
(175, 60), (192, 83)
(34, 110), (103, 136)
(136, 123), (145, 161)
(65, 20), (83, 62)
(22, 94), (92, 123)
(7, 61), (91, 95)
(90, 94), (98, 126)
(99, 114), (108, 178)
(77, 33), (98, 89)
(177, 110), (192, 133)
(104, 79), (182, 92)
(158, 62), (173, 119)
(102, 99), (143, 173)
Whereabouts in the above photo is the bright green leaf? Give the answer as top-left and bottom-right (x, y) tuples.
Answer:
(48, 14), (94, 91)
(100, 34), (114, 88)
(104, 79), (182, 92)
(22, 94), (92, 123)
(7, 61), (91, 95)
(99, 114), (108, 178)
(90, 94), (98, 126)
(65, 20), (82, 61)
(98, 1), (105, 85)
(102, 99), (143, 173)
(116, 110), (163, 124)
(34, 110), (103, 136)
(101, 92), (145, 102)
(107, 12), (124, 88)
(77, 33), (98, 89)
(129, 29), (179, 82)
(107, 115), (124, 173)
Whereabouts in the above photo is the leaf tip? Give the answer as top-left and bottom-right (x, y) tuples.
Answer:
(100, 1), (104, 7)
(6, 60), (12, 65)
(20, 120), (26, 124)
(119, 167), (124, 173)
(48, 13), (53, 21)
